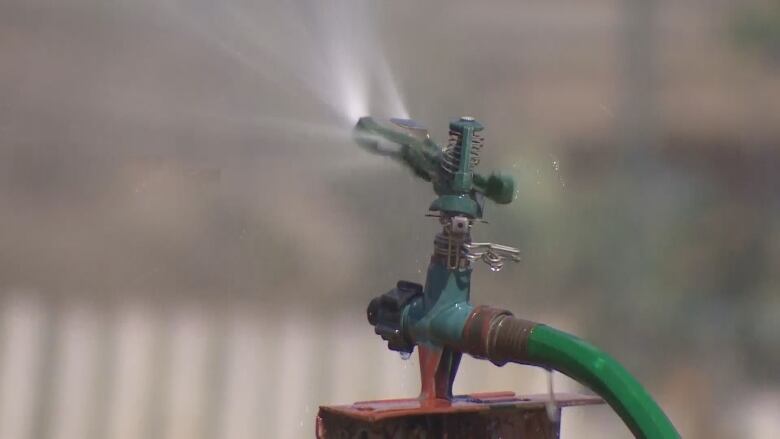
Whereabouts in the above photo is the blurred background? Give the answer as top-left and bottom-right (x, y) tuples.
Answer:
(1, 0), (779, 438)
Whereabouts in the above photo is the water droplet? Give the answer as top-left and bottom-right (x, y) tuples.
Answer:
(545, 370), (560, 423)
(550, 155), (566, 189)
(399, 351), (412, 360)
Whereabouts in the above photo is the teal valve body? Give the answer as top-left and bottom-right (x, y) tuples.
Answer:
(360, 116), (517, 399)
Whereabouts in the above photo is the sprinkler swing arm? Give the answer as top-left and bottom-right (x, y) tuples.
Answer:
(355, 116), (680, 439)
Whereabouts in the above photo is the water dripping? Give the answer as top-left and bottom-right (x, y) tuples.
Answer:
(545, 369), (560, 423)
(550, 155), (566, 189)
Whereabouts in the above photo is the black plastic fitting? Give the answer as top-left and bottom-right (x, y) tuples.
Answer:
(367, 281), (423, 354)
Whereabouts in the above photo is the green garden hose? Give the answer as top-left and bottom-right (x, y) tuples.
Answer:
(526, 324), (680, 439)
(460, 308), (680, 439)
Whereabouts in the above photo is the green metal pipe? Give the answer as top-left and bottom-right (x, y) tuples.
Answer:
(525, 325), (680, 439)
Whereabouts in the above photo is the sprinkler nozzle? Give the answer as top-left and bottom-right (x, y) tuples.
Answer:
(352, 116), (516, 218)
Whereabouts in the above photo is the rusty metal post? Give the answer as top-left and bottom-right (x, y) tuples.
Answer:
(317, 392), (602, 439)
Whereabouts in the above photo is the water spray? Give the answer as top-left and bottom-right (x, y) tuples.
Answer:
(318, 117), (680, 438)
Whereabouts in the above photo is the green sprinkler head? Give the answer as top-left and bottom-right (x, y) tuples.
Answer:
(353, 116), (515, 219)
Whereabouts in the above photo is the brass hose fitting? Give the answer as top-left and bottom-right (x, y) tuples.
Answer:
(460, 305), (538, 366)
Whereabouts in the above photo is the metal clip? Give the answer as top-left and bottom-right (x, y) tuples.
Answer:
(463, 242), (521, 272)
(446, 216), (470, 270)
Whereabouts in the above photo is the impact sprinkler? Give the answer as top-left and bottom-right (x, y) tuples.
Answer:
(317, 117), (680, 439)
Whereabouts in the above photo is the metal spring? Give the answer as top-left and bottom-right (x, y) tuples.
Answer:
(433, 233), (468, 269)
(432, 217), (472, 269)
(440, 130), (483, 178)
(433, 233), (465, 257)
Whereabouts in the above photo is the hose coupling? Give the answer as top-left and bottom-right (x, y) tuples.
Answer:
(461, 305), (538, 366)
